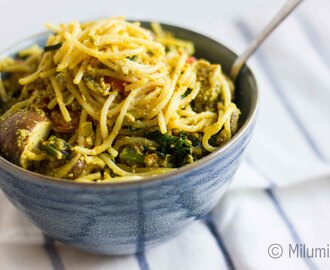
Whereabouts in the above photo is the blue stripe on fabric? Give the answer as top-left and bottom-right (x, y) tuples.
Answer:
(247, 158), (319, 270)
(236, 21), (327, 162)
(136, 252), (150, 270)
(43, 234), (65, 270)
(204, 214), (236, 270)
(266, 189), (319, 270)
(296, 14), (330, 70)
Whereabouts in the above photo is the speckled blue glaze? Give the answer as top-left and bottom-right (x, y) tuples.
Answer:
(0, 23), (258, 255)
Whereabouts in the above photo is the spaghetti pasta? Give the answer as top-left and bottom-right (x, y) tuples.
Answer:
(0, 17), (241, 182)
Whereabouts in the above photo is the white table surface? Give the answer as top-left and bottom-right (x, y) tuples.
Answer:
(0, 0), (287, 52)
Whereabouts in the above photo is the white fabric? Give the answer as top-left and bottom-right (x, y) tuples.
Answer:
(0, 0), (329, 269)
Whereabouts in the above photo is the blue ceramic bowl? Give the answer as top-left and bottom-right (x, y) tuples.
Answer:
(0, 23), (258, 255)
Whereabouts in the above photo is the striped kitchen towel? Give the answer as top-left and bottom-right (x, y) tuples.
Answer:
(0, 0), (329, 269)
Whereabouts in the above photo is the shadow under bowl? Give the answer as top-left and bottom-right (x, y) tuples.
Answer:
(0, 22), (258, 255)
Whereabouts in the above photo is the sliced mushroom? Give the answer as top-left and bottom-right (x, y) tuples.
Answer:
(0, 110), (52, 168)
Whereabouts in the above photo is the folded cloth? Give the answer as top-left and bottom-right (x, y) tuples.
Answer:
(0, 0), (329, 269)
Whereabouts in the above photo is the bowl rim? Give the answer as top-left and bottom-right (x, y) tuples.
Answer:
(0, 22), (259, 188)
